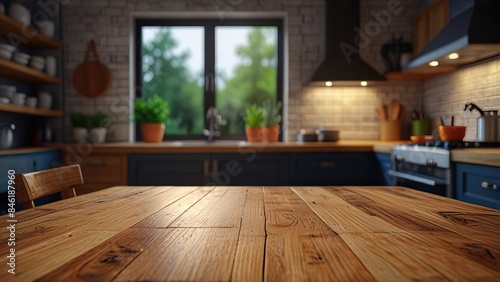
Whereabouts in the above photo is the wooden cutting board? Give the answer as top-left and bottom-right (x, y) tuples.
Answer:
(72, 39), (111, 98)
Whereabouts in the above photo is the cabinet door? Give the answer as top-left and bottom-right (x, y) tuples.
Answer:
(290, 153), (380, 186)
(455, 163), (500, 209)
(413, 9), (429, 55)
(427, 0), (449, 40)
(213, 153), (289, 186)
(32, 150), (61, 171)
(128, 154), (210, 186)
(0, 155), (30, 194)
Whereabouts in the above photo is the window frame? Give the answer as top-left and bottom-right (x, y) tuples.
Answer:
(134, 18), (284, 141)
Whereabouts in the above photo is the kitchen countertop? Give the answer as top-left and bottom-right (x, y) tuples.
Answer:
(2, 185), (498, 281)
(46, 140), (405, 154)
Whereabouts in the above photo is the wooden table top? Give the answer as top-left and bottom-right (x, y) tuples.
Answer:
(1, 186), (499, 281)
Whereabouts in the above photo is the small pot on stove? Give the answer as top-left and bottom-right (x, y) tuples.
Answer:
(465, 103), (500, 142)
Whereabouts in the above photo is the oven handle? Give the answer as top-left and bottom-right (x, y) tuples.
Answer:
(388, 170), (437, 186)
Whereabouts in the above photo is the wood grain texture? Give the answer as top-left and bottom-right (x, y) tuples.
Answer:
(1, 186), (499, 281)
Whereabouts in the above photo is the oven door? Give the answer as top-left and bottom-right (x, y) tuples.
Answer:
(388, 170), (450, 197)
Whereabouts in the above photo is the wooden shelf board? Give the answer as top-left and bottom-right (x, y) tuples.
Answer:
(0, 13), (61, 49)
(0, 103), (63, 117)
(386, 65), (458, 81)
(0, 58), (61, 84)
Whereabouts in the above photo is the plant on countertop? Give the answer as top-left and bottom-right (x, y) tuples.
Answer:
(90, 112), (110, 128)
(261, 99), (282, 143)
(70, 113), (89, 143)
(134, 94), (170, 124)
(70, 112), (89, 128)
(134, 95), (170, 142)
(243, 104), (264, 143)
(89, 113), (110, 143)
(243, 104), (264, 128)
(262, 99), (282, 127)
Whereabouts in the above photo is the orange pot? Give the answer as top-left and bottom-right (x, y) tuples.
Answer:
(245, 127), (262, 143)
(141, 123), (165, 143)
(262, 125), (280, 143)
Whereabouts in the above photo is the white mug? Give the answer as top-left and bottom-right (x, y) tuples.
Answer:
(26, 97), (37, 107)
(45, 56), (57, 76)
(38, 91), (52, 109)
(38, 20), (55, 38)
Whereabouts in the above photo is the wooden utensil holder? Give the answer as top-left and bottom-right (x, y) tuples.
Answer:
(380, 120), (401, 141)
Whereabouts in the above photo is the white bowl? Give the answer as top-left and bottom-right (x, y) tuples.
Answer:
(30, 59), (44, 71)
(26, 97), (37, 107)
(13, 56), (29, 65)
(11, 93), (26, 105)
(13, 52), (30, 59)
(0, 97), (9, 104)
(31, 55), (44, 63)
(0, 44), (15, 53)
(0, 50), (12, 60)
(8, 3), (31, 26)
(0, 85), (16, 98)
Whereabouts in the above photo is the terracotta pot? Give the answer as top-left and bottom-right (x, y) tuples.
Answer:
(262, 125), (280, 143)
(245, 127), (262, 143)
(141, 123), (165, 143)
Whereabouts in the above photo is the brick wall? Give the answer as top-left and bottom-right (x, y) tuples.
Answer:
(61, 0), (499, 142)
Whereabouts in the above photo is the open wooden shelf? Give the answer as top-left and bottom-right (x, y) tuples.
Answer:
(0, 13), (62, 49)
(386, 65), (458, 81)
(0, 103), (63, 117)
(0, 58), (61, 84)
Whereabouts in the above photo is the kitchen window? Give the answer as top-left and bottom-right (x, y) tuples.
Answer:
(135, 18), (284, 140)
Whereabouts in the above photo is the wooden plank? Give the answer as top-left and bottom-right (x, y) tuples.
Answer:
(232, 236), (265, 282)
(239, 186), (266, 237)
(232, 187), (266, 281)
(340, 231), (500, 281)
(291, 186), (404, 233)
(36, 228), (164, 282)
(114, 227), (240, 281)
(0, 231), (116, 282)
(135, 186), (213, 228)
(263, 187), (375, 281)
(169, 186), (247, 228)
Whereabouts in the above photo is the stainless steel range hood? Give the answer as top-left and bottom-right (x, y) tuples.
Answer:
(406, 0), (500, 72)
(308, 0), (386, 86)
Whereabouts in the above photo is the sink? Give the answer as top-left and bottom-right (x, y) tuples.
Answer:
(168, 140), (248, 146)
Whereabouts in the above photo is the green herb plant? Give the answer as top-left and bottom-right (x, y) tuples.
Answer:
(90, 113), (110, 128)
(243, 104), (264, 129)
(70, 113), (89, 128)
(134, 95), (170, 124)
(261, 99), (282, 127)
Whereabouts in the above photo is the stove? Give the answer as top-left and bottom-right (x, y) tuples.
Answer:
(389, 141), (500, 198)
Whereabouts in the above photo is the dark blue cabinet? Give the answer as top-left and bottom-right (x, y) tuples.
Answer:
(0, 149), (61, 213)
(213, 153), (289, 186)
(290, 152), (381, 186)
(455, 163), (500, 209)
(128, 154), (210, 186)
(375, 152), (394, 186)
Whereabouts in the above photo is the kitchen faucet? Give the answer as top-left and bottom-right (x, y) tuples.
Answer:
(203, 107), (226, 142)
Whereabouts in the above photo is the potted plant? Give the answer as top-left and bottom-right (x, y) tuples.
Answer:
(70, 112), (89, 143)
(243, 104), (264, 143)
(89, 112), (110, 143)
(134, 94), (170, 143)
(261, 100), (282, 143)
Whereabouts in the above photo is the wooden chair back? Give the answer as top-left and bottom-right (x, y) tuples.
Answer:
(16, 164), (84, 209)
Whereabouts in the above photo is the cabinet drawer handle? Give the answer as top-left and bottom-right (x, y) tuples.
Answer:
(86, 161), (106, 167)
(318, 161), (335, 168)
(481, 182), (498, 191)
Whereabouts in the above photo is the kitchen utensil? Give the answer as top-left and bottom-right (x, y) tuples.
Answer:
(464, 102), (500, 142)
(8, 3), (31, 26)
(73, 39), (112, 98)
(376, 102), (387, 120)
(388, 99), (401, 120)
(38, 91), (52, 109)
(12, 52), (30, 65)
(45, 56), (57, 76)
(439, 126), (466, 142)
(411, 119), (431, 136)
(410, 135), (433, 144)
(296, 129), (317, 142)
(432, 116), (442, 141)
(0, 124), (15, 148)
(316, 128), (339, 142)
